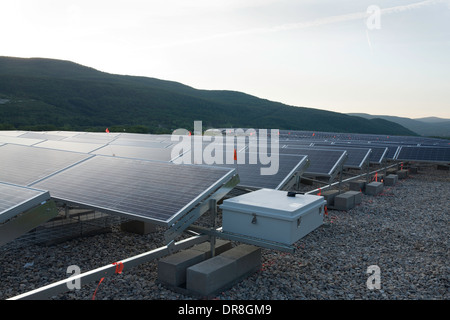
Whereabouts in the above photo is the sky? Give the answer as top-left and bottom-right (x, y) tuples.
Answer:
(1, 0), (449, 119)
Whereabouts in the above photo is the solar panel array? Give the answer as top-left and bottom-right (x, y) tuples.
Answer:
(1, 128), (449, 234)
(277, 130), (450, 163)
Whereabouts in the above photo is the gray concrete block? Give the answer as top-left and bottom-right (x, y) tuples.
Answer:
(384, 174), (398, 186)
(334, 193), (355, 211)
(321, 189), (340, 206)
(186, 244), (261, 296)
(157, 240), (233, 287)
(220, 244), (261, 278)
(345, 191), (363, 205)
(158, 249), (206, 286)
(120, 220), (157, 235)
(349, 180), (366, 192)
(409, 167), (418, 174)
(397, 170), (408, 179)
(365, 182), (384, 195)
(186, 256), (236, 296)
(386, 168), (397, 175)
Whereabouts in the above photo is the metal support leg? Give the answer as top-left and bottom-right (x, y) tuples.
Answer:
(366, 159), (370, 184)
(209, 199), (217, 258)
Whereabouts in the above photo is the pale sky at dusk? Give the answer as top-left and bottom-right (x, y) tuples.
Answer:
(1, 0), (449, 119)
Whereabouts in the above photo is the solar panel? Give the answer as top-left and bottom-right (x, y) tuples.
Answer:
(18, 132), (67, 141)
(62, 132), (120, 144)
(323, 142), (390, 163)
(279, 147), (347, 178)
(395, 146), (450, 163)
(0, 131), (28, 137)
(287, 144), (370, 169)
(115, 133), (173, 142)
(201, 152), (309, 190)
(0, 135), (44, 146)
(0, 144), (92, 186)
(173, 139), (309, 190)
(0, 182), (50, 223)
(34, 140), (107, 153)
(32, 156), (236, 226)
(109, 139), (173, 148)
(92, 145), (181, 162)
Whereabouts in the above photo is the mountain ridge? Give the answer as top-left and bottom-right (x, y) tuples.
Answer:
(0, 56), (418, 136)
(348, 113), (450, 138)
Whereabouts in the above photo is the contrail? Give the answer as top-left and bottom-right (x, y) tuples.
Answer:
(366, 29), (374, 54)
(149, 0), (447, 49)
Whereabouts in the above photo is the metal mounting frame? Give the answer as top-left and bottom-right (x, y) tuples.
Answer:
(164, 173), (240, 243)
(0, 200), (59, 247)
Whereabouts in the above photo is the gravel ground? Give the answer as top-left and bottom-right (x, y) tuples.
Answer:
(1, 164), (448, 300)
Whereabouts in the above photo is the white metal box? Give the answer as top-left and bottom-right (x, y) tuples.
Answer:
(220, 189), (326, 245)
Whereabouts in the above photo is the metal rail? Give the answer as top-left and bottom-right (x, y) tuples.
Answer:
(8, 233), (210, 300)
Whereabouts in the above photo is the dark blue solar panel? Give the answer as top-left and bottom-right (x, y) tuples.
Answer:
(396, 146), (450, 163)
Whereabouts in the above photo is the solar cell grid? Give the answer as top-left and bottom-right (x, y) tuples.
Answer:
(279, 147), (347, 177)
(0, 182), (50, 223)
(32, 156), (236, 226)
(0, 131), (28, 137)
(109, 139), (173, 148)
(0, 144), (92, 186)
(396, 146), (450, 163)
(0, 136), (44, 146)
(205, 152), (309, 190)
(92, 145), (181, 162)
(18, 132), (67, 141)
(286, 144), (370, 169)
(325, 142), (390, 162)
(34, 140), (107, 153)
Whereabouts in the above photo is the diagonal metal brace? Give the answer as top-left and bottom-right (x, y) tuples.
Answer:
(164, 174), (240, 243)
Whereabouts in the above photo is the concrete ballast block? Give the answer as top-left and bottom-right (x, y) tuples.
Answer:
(365, 182), (384, 195)
(157, 240), (232, 286)
(321, 189), (340, 206)
(120, 220), (157, 235)
(384, 174), (398, 186)
(397, 170), (408, 179)
(349, 180), (366, 192)
(334, 193), (355, 211)
(186, 244), (261, 296)
(344, 191), (363, 205)
(409, 167), (418, 174)
(158, 249), (206, 287)
(219, 244), (261, 278)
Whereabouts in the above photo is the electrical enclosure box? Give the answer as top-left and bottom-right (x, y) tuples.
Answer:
(220, 189), (326, 245)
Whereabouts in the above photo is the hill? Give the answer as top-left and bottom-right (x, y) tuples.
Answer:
(0, 56), (418, 135)
(349, 113), (450, 138)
